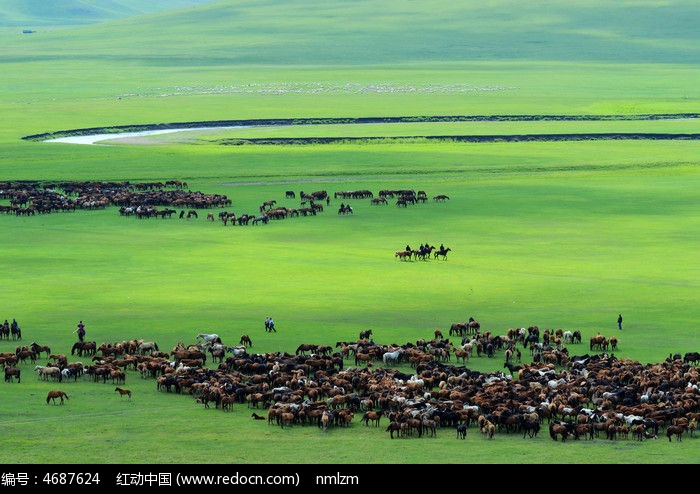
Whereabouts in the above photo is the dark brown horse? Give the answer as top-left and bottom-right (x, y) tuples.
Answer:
(115, 387), (132, 399)
(30, 342), (51, 358)
(239, 334), (253, 348)
(434, 247), (451, 260)
(46, 390), (69, 405)
(4, 366), (20, 383)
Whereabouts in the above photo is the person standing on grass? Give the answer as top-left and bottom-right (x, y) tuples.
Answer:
(617, 314), (623, 330)
(265, 316), (270, 332)
(268, 318), (276, 332)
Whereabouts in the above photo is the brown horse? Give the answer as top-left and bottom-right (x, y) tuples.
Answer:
(362, 411), (383, 427)
(115, 387), (132, 399)
(240, 334), (253, 348)
(30, 342), (51, 358)
(4, 366), (20, 383)
(295, 343), (315, 355)
(46, 390), (69, 405)
(666, 425), (685, 442)
(433, 247), (451, 260)
(395, 250), (411, 260)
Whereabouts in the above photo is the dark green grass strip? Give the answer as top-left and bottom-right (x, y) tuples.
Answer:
(216, 133), (700, 145)
(22, 113), (700, 141)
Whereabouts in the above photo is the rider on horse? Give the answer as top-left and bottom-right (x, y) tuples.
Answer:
(75, 321), (86, 342)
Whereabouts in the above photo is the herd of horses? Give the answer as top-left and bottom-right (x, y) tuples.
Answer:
(0, 180), (227, 216)
(2, 323), (698, 445)
(395, 244), (451, 261)
(2, 180), (452, 228)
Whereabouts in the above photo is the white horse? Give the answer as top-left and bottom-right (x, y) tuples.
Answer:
(228, 345), (247, 356)
(35, 365), (61, 381)
(382, 348), (404, 366)
(196, 333), (220, 343)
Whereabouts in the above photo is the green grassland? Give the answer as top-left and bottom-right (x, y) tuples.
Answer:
(0, 0), (698, 464)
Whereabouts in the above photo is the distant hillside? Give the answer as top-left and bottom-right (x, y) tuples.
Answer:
(0, 0), (216, 27)
(4, 0), (700, 65)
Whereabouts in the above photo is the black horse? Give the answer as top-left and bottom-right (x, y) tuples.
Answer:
(359, 329), (372, 340)
(504, 362), (523, 376)
(521, 418), (541, 438)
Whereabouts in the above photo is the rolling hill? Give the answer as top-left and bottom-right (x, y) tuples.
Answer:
(0, 0), (216, 27)
(3, 0), (700, 65)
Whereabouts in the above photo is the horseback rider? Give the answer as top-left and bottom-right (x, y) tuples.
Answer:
(11, 319), (18, 332)
(75, 320), (86, 342)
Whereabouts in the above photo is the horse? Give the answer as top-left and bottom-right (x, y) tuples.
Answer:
(11, 326), (21, 341)
(239, 334), (253, 348)
(456, 424), (468, 439)
(362, 411), (383, 427)
(30, 342), (51, 358)
(504, 362), (523, 376)
(386, 421), (402, 439)
(382, 348), (404, 366)
(4, 366), (20, 383)
(196, 333), (221, 344)
(73, 341), (96, 357)
(260, 200), (276, 211)
(549, 422), (571, 441)
(252, 412), (266, 420)
(359, 329), (372, 340)
(15, 350), (36, 364)
(35, 365), (62, 381)
(394, 250), (411, 261)
(228, 345), (247, 356)
(666, 425), (685, 442)
(321, 411), (331, 431)
(294, 343), (314, 355)
(138, 341), (159, 355)
(338, 204), (353, 214)
(46, 390), (69, 405)
(115, 387), (132, 399)
(434, 247), (451, 260)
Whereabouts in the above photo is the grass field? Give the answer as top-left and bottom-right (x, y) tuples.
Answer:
(0, 0), (698, 465)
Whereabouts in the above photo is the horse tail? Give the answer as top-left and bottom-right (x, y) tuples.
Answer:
(46, 395), (51, 404)
(154, 343), (159, 351)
